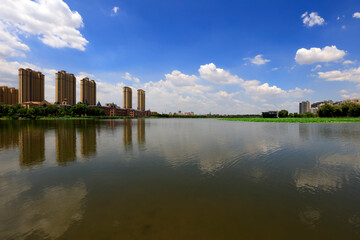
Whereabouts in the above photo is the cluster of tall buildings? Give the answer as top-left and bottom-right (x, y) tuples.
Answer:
(122, 87), (146, 111)
(0, 68), (148, 113)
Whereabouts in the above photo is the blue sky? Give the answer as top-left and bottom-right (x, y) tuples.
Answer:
(1, 0), (360, 114)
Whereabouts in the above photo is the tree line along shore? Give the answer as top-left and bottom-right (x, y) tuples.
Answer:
(0, 103), (105, 120)
(1, 102), (360, 122)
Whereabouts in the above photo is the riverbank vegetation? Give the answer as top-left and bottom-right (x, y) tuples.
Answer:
(150, 113), (260, 118)
(278, 103), (360, 118)
(0, 103), (105, 119)
(221, 118), (360, 123)
(223, 104), (360, 123)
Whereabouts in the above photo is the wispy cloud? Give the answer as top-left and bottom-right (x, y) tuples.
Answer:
(244, 54), (271, 65)
(111, 6), (119, 16)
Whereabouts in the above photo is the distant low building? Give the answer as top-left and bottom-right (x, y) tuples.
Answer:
(334, 98), (360, 106)
(105, 103), (119, 108)
(262, 111), (278, 118)
(173, 110), (194, 116)
(93, 106), (151, 117)
(184, 112), (194, 116)
(22, 100), (53, 108)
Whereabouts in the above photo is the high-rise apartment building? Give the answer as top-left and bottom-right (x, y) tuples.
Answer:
(123, 86), (132, 109)
(18, 68), (44, 104)
(80, 78), (96, 105)
(299, 101), (310, 114)
(55, 70), (76, 105)
(0, 86), (18, 105)
(137, 89), (145, 111)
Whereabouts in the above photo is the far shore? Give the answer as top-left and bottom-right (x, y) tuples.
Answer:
(220, 117), (360, 123)
(0, 116), (142, 120)
(2, 116), (360, 123)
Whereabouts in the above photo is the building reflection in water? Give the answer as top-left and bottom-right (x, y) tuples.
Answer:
(0, 121), (19, 150)
(137, 119), (145, 148)
(80, 121), (97, 157)
(123, 119), (133, 150)
(19, 123), (45, 167)
(56, 121), (77, 166)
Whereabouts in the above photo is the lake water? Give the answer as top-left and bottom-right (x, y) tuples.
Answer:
(1, 119), (360, 239)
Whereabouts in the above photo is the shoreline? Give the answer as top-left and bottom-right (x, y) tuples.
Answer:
(220, 118), (360, 123)
(2, 116), (360, 123)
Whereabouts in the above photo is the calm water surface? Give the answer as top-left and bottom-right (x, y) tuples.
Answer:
(1, 119), (360, 239)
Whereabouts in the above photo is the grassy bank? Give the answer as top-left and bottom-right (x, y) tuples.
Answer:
(220, 117), (360, 123)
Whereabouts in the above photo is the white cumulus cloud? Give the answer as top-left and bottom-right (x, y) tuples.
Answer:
(0, 0), (88, 57)
(295, 46), (346, 65)
(301, 12), (325, 27)
(318, 67), (360, 82)
(199, 63), (243, 84)
(244, 54), (271, 65)
(199, 63), (312, 98)
(165, 70), (199, 87)
(353, 12), (360, 19)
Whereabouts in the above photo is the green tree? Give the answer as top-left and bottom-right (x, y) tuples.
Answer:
(278, 110), (289, 118)
(7, 108), (15, 116)
(348, 104), (360, 117)
(0, 104), (9, 116)
(341, 103), (352, 117)
(46, 105), (58, 116)
(304, 112), (315, 118)
(58, 106), (71, 116)
(27, 107), (37, 117)
(71, 104), (87, 116)
(318, 104), (335, 117)
(333, 106), (342, 117)
(17, 107), (27, 116)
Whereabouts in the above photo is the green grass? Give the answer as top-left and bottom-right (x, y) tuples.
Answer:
(220, 117), (360, 123)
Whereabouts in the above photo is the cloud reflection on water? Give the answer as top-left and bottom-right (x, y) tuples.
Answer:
(0, 180), (87, 239)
